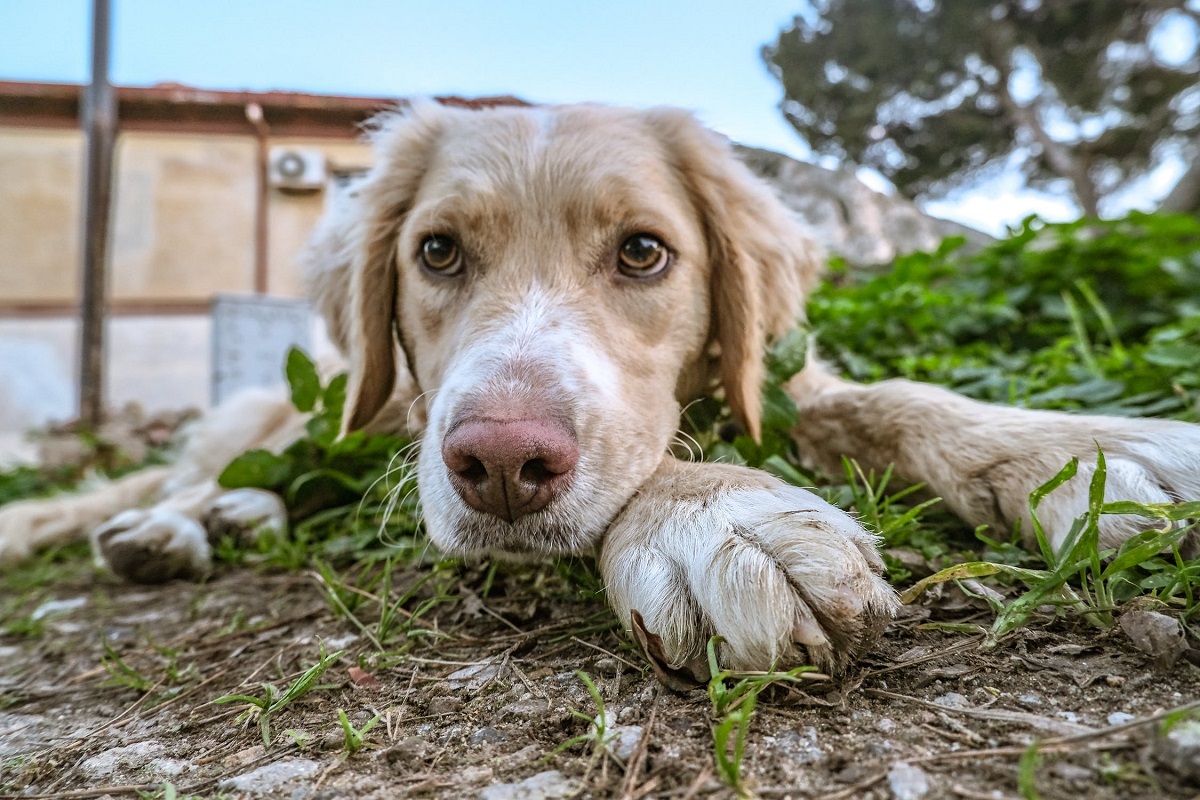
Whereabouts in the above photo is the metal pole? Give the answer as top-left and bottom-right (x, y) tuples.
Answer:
(79, 0), (115, 427)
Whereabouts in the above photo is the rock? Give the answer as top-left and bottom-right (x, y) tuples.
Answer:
(737, 146), (990, 267)
(470, 726), (508, 746)
(427, 695), (464, 715)
(766, 727), (824, 764)
(80, 741), (165, 778)
(1155, 719), (1200, 782)
(479, 769), (580, 800)
(933, 692), (969, 709)
(1120, 610), (1187, 669)
(446, 662), (503, 692)
(217, 758), (322, 794)
(606, 725), (643, 761)
(888, 761), (931, 800)
(1106, 712), (1135, 726)
(499, 697), (547, 720)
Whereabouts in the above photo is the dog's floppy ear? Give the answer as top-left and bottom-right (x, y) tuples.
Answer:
(647, 110), (822, 441)
(304, 103), (444, 433)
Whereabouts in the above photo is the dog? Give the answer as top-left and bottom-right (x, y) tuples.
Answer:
(1, 101), (1198, 676)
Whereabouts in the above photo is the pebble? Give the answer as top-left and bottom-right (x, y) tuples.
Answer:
(1155, 719), (1200, 782)
(887, 761), (931, 800)
(427, 695), (464, 715)
(479, 769), (580, 800)
(499, 697), (547, 719)
(933, 692), (969, 709)
(80, 741), (164, 778)
(217, 758), (322, 794)
(1106, 712), (1135, 726)
(606, 724), (644, 761)
(470, 726), (508, 746)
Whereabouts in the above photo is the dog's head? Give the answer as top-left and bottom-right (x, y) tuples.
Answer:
(313, 101), (819, 557)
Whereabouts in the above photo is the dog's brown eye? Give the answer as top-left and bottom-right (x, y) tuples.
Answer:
(618, 234), (670, 277)
(420, 235), (462, 275)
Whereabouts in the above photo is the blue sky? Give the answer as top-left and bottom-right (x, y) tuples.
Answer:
(5, 0), (1186, 233)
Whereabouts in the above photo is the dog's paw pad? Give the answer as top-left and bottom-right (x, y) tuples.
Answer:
(91, 509), (211, 584)
(202, 489), (287, 544)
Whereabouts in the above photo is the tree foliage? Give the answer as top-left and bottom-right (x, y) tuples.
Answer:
(764, 1), (1200, 215)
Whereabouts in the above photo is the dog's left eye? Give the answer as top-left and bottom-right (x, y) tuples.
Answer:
(420, 235), (463, 275)
(617, 234), (670, 278)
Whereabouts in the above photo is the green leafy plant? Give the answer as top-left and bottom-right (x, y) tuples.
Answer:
(213, 641), (343, 746)
(705, 637), (821, 797)
(337, 708), (381, 754)
(549, 670), (612, 761)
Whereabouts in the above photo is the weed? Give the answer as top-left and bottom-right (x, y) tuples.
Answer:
(903, 449), (1200, 641)
(214, 641), (343, 746)
(705, 637), (820, 797)
(337, 708), (381, 754)
(100, 638), (156, 693)
(549, 670), (612, 761)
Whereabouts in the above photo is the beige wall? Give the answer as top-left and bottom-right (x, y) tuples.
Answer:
(0, 129), (83, 302)
(112, 132), (257, 299)
(0, 126), (374, 304)
(266, 137), (373, 298)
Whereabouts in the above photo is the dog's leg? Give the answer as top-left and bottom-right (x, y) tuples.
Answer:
(599, 458), (898, 676)
(0, 467), (172, 566)
(786, 361), (1200, 554)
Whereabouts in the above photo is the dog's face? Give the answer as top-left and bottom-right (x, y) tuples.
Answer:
(329, 102), (818, 558)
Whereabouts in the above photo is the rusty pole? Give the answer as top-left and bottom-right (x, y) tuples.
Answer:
(78, 0), (115, 427)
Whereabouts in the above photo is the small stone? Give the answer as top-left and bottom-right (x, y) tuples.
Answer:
(218, 759), (322, 794)
(888, 761), (931, 800)
(427, 696), (464, 715)
(877, 717), (896, 732)
(1120, 610), (1187, 669)
(80, 741), (164, 778)
(1018, 694), (1042, 707)
(499, 698), (546, 720)
(1051, 762), (1093, 782)
(592, 657), (619, 672)
(479, 769), (581, 799)
(1106, 712), (1135, 726)
(1155, 719), (1200, 782)
(933, 692), (969, 709)
(470, 726), (508, 746)
(606, 725), (643, 761)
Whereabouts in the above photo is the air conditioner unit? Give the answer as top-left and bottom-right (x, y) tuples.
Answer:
(268, 147), (327, 191)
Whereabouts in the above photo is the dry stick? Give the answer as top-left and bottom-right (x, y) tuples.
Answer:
(819, 771), (887, 800)
(570, 635), (643, 671)
(822, 694), (1200, 800)
(866, 688), (1091, 736)
(619, 691), (660, 800)
(860, 634), (985, 679)
(0, 785), (159, 800)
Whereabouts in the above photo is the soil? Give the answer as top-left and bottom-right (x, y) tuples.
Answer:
(1, 555), (1198, 800)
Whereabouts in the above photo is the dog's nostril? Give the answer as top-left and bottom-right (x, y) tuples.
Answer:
(460, 456), (488, 484)
(520, 458), (555, 485)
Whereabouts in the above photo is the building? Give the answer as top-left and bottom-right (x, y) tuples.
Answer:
(0, 80), (521, 438)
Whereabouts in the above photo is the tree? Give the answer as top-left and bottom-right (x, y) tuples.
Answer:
(764, 1), (1200, 216)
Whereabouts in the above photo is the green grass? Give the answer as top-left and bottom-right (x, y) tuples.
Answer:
(1, 212), (1197, 700)
(213, 641), (343, 747)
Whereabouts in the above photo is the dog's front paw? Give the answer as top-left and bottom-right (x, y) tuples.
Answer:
(202, 489), (287, 544)
(600, 461), (897, 677)
(90, 508), (211, 584)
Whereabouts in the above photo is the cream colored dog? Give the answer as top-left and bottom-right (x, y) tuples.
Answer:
(2, 102), (1198, 675)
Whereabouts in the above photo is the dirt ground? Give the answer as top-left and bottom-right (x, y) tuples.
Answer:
(1, 553), (1198, 800)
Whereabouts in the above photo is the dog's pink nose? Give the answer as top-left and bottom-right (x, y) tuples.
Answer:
(441, 418), (579, 523)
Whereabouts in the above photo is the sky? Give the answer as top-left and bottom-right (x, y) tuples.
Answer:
(1, 0), (1184, 235)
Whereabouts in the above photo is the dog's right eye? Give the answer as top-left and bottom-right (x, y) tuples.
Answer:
(419, 235), (463, 275)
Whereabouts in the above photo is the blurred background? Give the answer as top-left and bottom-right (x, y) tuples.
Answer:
(0, 0), (1197, 461)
